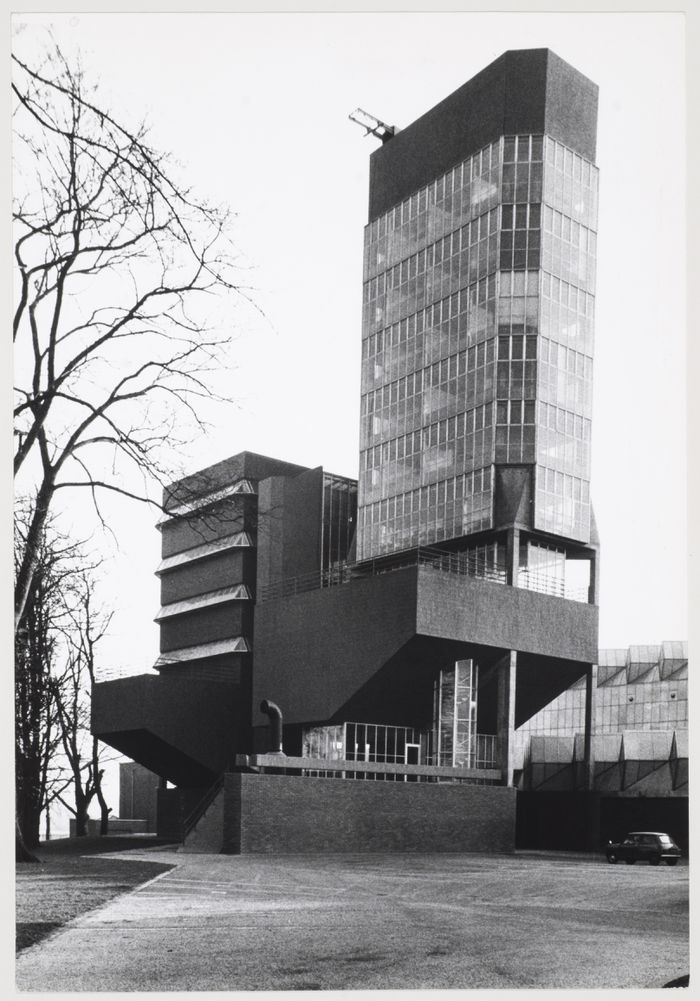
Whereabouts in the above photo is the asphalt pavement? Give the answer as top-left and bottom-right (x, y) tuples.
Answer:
(15, 848), (689, 991)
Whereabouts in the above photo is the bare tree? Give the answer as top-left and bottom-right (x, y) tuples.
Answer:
(13, 43), (244, 631)
(14, 503), (82, 857)
(53, 570), (115, 837)
(15, 581), (63, 851)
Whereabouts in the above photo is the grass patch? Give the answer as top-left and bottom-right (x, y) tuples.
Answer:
(16, 837), (175, 954)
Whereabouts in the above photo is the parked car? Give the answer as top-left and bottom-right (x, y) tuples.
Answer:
(606, 831), (681, 866)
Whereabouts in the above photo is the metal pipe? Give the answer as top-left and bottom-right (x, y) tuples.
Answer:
(259, 699), (285, 755)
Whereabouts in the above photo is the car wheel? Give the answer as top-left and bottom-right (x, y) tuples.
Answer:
(649, 855), (661, 866)
(667, 859), (678, 867)
(625, 858), (636, 865)
(606, 853), (617, 864)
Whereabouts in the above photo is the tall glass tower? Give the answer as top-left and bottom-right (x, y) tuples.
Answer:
(357, 49), (599, 602)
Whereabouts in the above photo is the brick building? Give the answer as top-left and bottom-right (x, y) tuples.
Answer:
(93, 49), (687, 853)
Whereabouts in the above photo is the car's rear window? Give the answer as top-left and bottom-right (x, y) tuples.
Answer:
(659, 835), (673, 845)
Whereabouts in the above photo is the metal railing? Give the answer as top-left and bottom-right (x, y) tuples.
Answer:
(259, 547), (590, 604)
(92, 665), (159, 684)
(517, 569), (589, 603)
(182, 775), (225, 841)
(259, 546), (508, 603)
(236, 753), (501, 784)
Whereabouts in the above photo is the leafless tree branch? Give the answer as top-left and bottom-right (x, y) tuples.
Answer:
(13, 41), (248, 631)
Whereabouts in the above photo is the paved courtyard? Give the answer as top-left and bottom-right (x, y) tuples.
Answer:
(16, 849), (688, 991)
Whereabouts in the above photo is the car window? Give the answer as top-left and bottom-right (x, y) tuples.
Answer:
(641, 836), (657, 846)
(659, 835), (673, 845)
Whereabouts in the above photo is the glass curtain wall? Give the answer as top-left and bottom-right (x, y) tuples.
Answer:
(357, 133), (598, 560)
(359, 141), (501, 559)
(321, 474), (357, 579)
(433, 659), (479, 767)
(535, 137), (598, 540)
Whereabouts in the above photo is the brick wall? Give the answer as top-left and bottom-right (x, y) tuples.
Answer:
(222, 773), (515, 854)
(160, 505), (248, 558)
(159, 603), (248, 652)
(157, 658), (245, 684)
(160, 550), (252, 603)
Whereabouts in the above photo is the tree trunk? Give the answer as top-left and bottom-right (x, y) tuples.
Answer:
(99, 803), (110, 837)
(93, 739), (111, 836)
(15, 481), (54, 634)
(16, 816), (39, 863)
(17, 772), (42, 849)
(74, 789), (89, 837)
(23, 805), (42, 849)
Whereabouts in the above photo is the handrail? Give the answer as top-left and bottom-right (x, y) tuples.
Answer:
(182, 774), (225, 840)
(92, 666), (159, 683)
(259, 544), (590, 604)
(517, 569), (589, 602)
(260, 546), (508, 603)
(236, 753), (501, 782)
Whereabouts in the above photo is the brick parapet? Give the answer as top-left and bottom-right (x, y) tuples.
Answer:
(223, 772), (515, 854)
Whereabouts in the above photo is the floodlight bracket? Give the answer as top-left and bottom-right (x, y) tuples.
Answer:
(348, 107), (398, 144)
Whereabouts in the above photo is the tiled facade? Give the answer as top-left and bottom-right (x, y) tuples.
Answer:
(513, 642), (688, 769)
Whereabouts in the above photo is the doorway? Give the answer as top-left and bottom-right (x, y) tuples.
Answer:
(405, 743), (420, 781)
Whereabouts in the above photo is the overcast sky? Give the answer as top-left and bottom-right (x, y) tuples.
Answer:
(13, 11), (686, 674)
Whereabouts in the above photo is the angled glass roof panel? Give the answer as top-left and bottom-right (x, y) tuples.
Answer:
(157, 479), (256, 525)
(626, 644), (662, 683)
(156, 532), (254, 573)
(662, 639), (687, 658)
(672, 730), (689, 758)
(627, 644), (661, 666)
(154, 584), (252, 621)
(627, 663), (660, 684)
(660, 640), (688, 679)
(597, 663), (627, 687)
(597, 648), (627, 668)
(661, 661), (688, 681)
(597, 646), (627, 686)
(154, 636), (250, 667)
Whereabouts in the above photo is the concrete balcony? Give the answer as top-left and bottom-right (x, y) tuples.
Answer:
(253, 563), (598, 731)
(92, 672), (241, 786)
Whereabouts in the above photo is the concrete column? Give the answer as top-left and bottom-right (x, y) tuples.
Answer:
(588, 550), (600, 605)
(505, 528), (520, 587)
(496, 650), (517, 786)
(583, 662), (598, 791)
